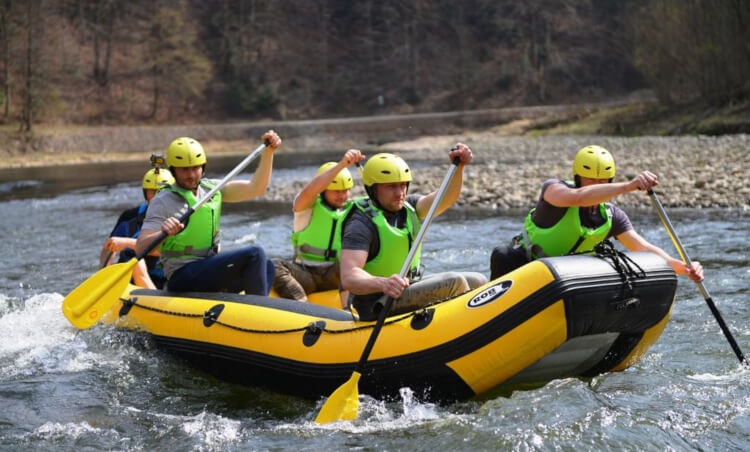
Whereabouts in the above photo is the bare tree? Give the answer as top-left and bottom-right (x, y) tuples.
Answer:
(0, 0), (11, 120)
(90, 0), (115, 86)
(20, 0), (39, 132)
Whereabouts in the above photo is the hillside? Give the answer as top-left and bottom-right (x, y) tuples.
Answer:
(0, 1), (746, 134)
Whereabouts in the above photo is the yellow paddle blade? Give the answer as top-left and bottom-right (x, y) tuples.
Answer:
(61, 258), (138, 329)
(315, 371), (361, 424)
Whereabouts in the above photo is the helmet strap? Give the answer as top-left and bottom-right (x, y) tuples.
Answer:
(367, 185), (387, 211)
(365, 185), (375, 201)
(320, 192), (336, 210)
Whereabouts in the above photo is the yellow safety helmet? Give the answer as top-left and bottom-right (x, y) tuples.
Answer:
(317, 162), (354, 191)
(361, 153), (412, 187)
(142, 168), (175, 190)
(167, 137), (207, 167)
(573, 145), (616, 179)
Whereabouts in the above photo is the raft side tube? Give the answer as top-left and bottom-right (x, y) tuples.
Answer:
(128, 288), (356, 322)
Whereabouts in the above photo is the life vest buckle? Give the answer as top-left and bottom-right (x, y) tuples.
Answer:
(407, 264), (425, 281)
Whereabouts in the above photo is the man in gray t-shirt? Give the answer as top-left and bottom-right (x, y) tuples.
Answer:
(340, 146), (487, 321)
(135, 131), (282, 295)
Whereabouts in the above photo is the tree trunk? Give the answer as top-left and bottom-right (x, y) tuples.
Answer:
(406, 1), (421, 104)
(92, 0), (114, 87)
(317, 0), (329, 98)
(21, 0), (33, 132)
(0, 0), (10, 119)
(150, 66), (159, 119)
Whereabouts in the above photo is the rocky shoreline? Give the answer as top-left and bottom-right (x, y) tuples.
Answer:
(3, 130), (748, 210)
(261, 133), (749, 210)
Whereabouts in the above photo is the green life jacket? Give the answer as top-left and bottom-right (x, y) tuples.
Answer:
(160, 180), (222, 264)
(354, 198), (421, 278)
(523, 189), (613, 259)
(291, 196), (358, 265)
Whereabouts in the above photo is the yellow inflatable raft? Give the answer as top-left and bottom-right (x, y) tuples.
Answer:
(102, 250), (677, 401)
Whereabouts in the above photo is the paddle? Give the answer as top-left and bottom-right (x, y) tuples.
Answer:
(100, 251), (113, 269)
(315, 157), (461, 424)
(62, 142), (269, 330)
(647, 189), (747, 365)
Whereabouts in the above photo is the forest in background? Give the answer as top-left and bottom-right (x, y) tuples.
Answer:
(0, 0), (748, 133)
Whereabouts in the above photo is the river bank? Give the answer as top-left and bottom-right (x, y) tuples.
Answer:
(2, 132), (748, 210)
(262, 133), (750, 210)
(1, 103), (748, 209)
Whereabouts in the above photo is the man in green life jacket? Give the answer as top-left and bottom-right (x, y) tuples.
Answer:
(271, 149), (366, 305)
(490, 145), (704, 283)
(340, 146), (487, 321)
(135, 130), (282, 294)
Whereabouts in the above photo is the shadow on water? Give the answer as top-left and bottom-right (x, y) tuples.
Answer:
(0, 150), (346, 202)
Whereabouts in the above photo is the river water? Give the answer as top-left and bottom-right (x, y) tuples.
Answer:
(0, 160), (749, 451)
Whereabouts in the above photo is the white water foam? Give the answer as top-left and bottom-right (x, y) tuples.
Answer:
(296, 387), (461, 434)
(0, 293), (99, 379)
(21, 420), (121, 444)
(182, 410), (243, 449)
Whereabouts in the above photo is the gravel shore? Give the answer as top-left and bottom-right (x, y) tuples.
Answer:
(3, 130), (747, 210)
(262, 133), (750, 210)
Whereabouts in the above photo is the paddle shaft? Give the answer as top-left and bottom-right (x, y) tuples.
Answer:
(100, 251), (113, 269)
(354, 157), (461, 372)
(647, 189), (746, 364)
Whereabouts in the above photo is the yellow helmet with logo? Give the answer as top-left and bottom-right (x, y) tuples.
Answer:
(142, 168), (175, 190)
(317, 162), (354, 191)
(362, 153), (412, 187)
(167, 137), (207, 167)
(573, 145), (616, 179)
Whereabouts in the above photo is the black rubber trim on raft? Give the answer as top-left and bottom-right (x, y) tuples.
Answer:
(542, 252), (676, 376)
